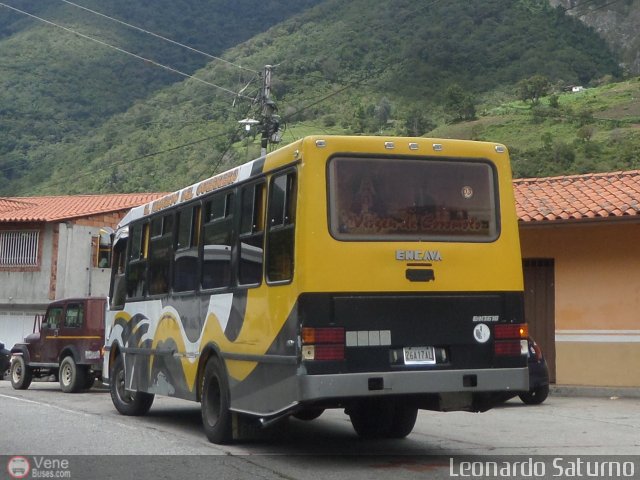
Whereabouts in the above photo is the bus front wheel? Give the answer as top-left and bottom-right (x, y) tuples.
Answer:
(201, 356), (232, 444)
(109, 355), (154, 415)
(348, 398), (418, 439)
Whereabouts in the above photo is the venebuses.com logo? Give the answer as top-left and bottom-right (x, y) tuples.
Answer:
(6, 455), (72, 479)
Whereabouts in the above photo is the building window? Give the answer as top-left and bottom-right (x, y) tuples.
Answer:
(0, 230), (39, 267)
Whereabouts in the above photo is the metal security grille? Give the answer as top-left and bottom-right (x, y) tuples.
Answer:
(0, 230), (39, 266)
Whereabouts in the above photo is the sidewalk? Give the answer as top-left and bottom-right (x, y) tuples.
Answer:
(551, 384), (640, 398)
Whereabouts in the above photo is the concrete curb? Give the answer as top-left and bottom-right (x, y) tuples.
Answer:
(551, 384), (640, 399)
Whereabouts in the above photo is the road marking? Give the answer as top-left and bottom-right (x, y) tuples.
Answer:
(0, 392), (88, 416)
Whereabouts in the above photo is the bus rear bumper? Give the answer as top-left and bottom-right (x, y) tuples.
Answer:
(298, 367), (529, 404)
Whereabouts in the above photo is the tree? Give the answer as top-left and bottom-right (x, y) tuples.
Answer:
(444, 84), (476, 121)
(374, 97), (393, 130)
(576, 125), (595, 142)
(517, 75), (551, 104)
(404, 107), (435, 137)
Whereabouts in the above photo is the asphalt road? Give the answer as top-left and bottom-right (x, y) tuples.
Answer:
(1, 380), (639, 479)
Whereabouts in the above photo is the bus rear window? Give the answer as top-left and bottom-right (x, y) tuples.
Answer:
(328, 157), (498, 241)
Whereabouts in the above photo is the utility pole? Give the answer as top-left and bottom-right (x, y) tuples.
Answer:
(259, 64), (280, 157)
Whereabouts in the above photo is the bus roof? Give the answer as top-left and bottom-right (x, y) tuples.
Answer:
(116, 135), (508, 230)
(118, 154), (269, 229)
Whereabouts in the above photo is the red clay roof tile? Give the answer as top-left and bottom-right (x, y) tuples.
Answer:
(0, 193), (163, 222)
(514, 170), (640, 223)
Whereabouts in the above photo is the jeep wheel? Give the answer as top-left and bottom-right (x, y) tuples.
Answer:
(59, 356), (84, 393)
(10, 356), (32, 390)
(110, 355), (154, 415)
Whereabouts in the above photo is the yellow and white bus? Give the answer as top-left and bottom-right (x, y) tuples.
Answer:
(103, 135), (529, 443)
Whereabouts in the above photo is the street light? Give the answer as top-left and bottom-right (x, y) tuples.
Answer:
(238, 118), (260, 160)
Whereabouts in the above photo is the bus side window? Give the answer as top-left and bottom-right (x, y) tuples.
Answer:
(201, 192), (233, 290)
(174, 205), (200, 292)
(239, 182), (265, 286)
(110, 237), (127, 309)
(148, 214), (173, 296)
(126, 222), (148, 299)
(267, 172), (296, 283)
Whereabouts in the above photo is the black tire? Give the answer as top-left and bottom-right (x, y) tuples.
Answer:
(109, 355), (154, 415)
(348, 398), (418, 439)
(59, 356), (85, 393)
(293, 408), (325, 421)
(83, 372), (96, 390)
(519, 384), (549, 405)
(10, 356), (32, 390)
(201, 356), (233, 444)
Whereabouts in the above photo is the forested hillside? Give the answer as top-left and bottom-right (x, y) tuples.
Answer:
(0, 0), (626, 194)
(0, 0), (323, 193)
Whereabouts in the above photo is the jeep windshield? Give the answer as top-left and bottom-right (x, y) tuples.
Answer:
(328, 156), (499, 242)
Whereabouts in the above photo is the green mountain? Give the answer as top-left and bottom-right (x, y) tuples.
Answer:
(0, 0), (323, 191)
(0, 0), (626, 194)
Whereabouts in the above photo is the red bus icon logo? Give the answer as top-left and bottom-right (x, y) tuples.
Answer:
(7, 456), (30, 479)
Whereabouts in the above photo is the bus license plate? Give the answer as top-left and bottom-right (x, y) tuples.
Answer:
(403, 346), (436, 365)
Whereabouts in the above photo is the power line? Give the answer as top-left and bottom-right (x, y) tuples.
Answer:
(36, 130), (236, 194)
(60, 0), (258, 75)
(576, 0), (626, 15)
(562, 0), (602, 11)
(281, 75), (373, 123)
(0, 2), (253, 100)
(561, 0), (622, 15)
(0, 87), (261, 177)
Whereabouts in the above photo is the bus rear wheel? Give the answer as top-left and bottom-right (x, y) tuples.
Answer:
(109, 354), (154, 415)
(293, 408), (325, 421)
(348, 398), (418, 439)
(201, 356), (232, 444)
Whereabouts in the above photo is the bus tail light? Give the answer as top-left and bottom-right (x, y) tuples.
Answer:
(494, 340), (527, 356)
(493, 323), (528, 357)
(494, 323), (528, 339)
(301, 327), (345, 361)
(302, 327), (345, 344)
(302, 344), (345, 361)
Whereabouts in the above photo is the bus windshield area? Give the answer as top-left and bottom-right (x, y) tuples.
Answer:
(328, 156), (498, 241)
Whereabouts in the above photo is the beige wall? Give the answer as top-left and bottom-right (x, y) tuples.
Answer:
(520, 220), (640, 387)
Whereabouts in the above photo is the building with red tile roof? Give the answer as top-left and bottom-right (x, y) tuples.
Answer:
(514, 170), (640, 389)
(0, 193), (162, 222)
(0, 193), (162, 349)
